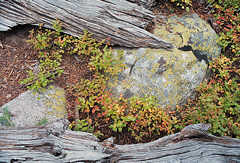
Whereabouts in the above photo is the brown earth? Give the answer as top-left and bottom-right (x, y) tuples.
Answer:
(0, 25), (37, 106)
(0, 25), (90, 121)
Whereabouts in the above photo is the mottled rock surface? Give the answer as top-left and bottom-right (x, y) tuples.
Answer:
(154, 13), (221, 60)
(109, 13), (221, 108)
(109, 48), (208, 107)
(0, 86), (67, 127)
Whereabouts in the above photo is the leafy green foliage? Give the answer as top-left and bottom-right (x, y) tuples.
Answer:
(174, 0), (240, 138)
(20, 20), (106, 91)
(70, 78), (176, 142)
(0, 107), (14, 127)
(36, 117), (48, 126)
(170, 0), (192, 11)
(208, 0), (240, 10)
(176, 56), (240, 137)
(210, 0), (240, 54)
(126, 96), (176, 141)
(67, 47), (175, 141)
(20, 21), (64, 91)
(72, 119), (94, 132)
(215, 8), (240, 54)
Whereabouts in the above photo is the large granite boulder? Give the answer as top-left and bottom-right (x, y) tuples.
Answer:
(108, 13), (221, 108)
(0, 86), (67, 127)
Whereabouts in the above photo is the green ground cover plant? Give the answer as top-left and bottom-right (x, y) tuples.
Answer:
(36, 117), (48, 126)
(0, 107), (14, 127)
(176, 55), (240, 137)
(174, 0), (240, 138)
(170, 0), (192, 11)
(22, 20), (176, 143)
(21, 0), (240, 143)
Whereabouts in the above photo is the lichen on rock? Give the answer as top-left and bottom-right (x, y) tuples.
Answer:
(108, 13), (221, 109)
(109, 47), (207, 108)
(0, 86), (67, 127)
(154, 13), (221, 60)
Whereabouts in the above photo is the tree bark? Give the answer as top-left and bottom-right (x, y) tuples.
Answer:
(0, 120), (240, 162)
(0, 0), (172, 49)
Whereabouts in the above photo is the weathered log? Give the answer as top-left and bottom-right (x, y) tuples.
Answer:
(1, 121), (240, 162)
(126, 0), (158, 9)
(0, 0), (173, 49)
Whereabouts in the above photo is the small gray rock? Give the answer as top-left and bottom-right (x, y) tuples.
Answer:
(0, 86), (67, 127)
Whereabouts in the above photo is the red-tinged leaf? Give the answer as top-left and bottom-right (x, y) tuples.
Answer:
(101, 112), (105, 117)
(94, 105), (99, 111)
(226, 24), (233, 29)
(97, 113), (102, 118)
(218, 17), (225, 20)
(88, 119), (92, 124)
(75, 98), (80, 105)
(224, 27), (229, 31)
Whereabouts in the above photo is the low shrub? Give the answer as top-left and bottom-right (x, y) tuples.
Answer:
(21, 0), (240, 143)
(22, 20), (177, 143)
(170, 0), (192, 10)
(20, 22), (64, 91)
(0, 107), (14, 127)
(215, 7), (240, 55)
(175, 0), (240, 138)
(70, 80), (177, 142)
(176, 56), (240, 137)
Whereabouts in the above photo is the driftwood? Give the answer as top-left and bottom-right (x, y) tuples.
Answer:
(0, 0), (173, 49)
(126, 0), (158, 9)
(1, 120), (240, 163)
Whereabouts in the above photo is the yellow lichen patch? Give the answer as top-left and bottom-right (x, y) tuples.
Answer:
(157, 48), (197, 106)
(55, 89), (65, 97)
(110, 46), (207, 107)
(154, 14), (220, 58)
(153, 19), (195, 48)
(154, 25), (183, 48)
(44, 86), (67, 118)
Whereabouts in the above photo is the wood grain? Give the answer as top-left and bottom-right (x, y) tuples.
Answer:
(0, 0), (173, 49)
(0, 121), (240, 162)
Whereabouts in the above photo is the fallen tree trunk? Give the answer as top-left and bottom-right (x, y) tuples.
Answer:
(126, 0), (158, 9)
(1, 120), (240, 162)
(0, 0), (172, 49)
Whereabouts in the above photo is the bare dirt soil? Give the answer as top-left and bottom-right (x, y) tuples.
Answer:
(0, 25), (90, 122)
(0, 25), (37, 106)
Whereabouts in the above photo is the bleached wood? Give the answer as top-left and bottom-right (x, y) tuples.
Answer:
(0, 0), (173, 49)
(0, 122), (240, 162)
